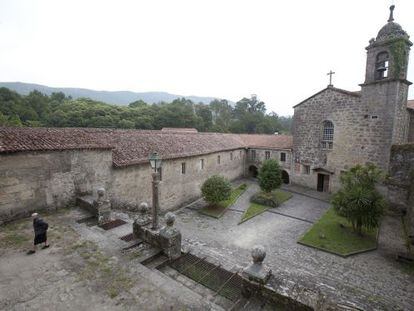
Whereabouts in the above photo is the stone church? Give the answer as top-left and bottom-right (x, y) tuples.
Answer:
(291, 5), (413, 193)
(0, 6), (413, 226)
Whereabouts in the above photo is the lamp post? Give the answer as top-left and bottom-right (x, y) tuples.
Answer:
(149, 152), (162, 229)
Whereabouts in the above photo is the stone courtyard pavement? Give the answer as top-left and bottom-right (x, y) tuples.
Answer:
(0, 208), (219, 311)
(178, 179), (414, 310)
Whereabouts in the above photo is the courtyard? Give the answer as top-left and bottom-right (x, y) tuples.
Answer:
(177, 179), (414, 309)
(0, 179), (413, 310)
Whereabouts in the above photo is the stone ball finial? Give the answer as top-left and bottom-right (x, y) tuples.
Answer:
(97, 187), (106, 198)
(251, 245), (266, 264)
(139, 202), (149, 214)
(165, 212), (176, 227)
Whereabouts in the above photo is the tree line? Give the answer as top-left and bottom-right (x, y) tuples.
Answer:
(0, 87), (292, 134)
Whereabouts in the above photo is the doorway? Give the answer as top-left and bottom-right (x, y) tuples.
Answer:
(317, 174), (330, 192)
(248, 165), (258, 178)
(281, 170), (290, 184)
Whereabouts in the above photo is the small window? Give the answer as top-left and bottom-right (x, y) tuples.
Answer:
(251, 150), (256, 161)
(217, 155), (221, 164)
(371, 115), (378, 119)
(200, 159), (204, 169)
(157, 167), (162, 181)
(240, 150), (242, 156)
(230, 152), (233, 161)
(303, 165), (310, 175)
(181, 162), (186, 174)
(265, 151), (270, 160)
(280, 152), (286, 162)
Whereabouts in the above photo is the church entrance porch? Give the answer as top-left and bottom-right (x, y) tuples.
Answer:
(317, 173), (329, 192)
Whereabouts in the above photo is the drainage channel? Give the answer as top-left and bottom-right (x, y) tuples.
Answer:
(144, 252), (287, 310)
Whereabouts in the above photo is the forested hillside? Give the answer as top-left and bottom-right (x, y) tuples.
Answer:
(0, 87), (292, 134)
(0, 82), (219, 105)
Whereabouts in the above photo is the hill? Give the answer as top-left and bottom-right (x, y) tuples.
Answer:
(0, 82), (222, 105)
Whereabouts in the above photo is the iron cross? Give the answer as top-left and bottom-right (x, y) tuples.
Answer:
(327, 70), (335, 87)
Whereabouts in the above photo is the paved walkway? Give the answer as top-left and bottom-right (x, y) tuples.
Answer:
(281, 183), (331, 202)
(176, 179), (414, 310)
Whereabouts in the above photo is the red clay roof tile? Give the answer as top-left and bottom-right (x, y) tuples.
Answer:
(0, 127), (293, 167)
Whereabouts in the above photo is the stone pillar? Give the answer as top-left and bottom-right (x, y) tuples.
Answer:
(96, 187), (111, 225)
(241, 245), (272, 298)
(151, 172), (160, 229)
(159, 212), (182, 260)
(132, 202), (151, 240)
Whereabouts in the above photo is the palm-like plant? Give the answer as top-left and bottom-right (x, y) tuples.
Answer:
(332, 164), (386, 235)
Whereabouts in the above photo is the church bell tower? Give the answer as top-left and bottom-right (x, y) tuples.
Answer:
(360, 5), (412, 146)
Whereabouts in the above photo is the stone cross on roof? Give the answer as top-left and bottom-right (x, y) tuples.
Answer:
(327, 70), (335, 87)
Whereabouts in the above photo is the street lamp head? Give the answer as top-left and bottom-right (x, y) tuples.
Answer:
(149, 152), (162, 171)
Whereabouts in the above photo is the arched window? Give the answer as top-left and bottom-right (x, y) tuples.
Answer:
(321, 120), (334, 150)
(375, 52), (389, 80)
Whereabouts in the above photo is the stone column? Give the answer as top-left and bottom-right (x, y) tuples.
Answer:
(151, 172), (160, 229)
(96, 187), (111, 225)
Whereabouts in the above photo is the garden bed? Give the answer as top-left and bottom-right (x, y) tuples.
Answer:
(239, 189), (292, 224)
(199, 184), (247, 218)
(298, 208), (378, 257)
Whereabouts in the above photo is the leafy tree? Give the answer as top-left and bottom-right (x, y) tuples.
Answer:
(332, 164), (386, 235)
(0, 87), (291, 134)
(201, 175), (231, 207)
(195, 104), (213, 131)
(258, 159), (282, 193)
(0, 111), (9, 126)
(129, 99), (147, 108)
(7, 114), (23, 127)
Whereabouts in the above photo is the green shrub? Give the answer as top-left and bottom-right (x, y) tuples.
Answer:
(238, 183), (247, 191)
(332, 164), (386, 235)
(250, 191), (279, 208)
(201, 175), (232, 207)
(258, 159), (282, 193)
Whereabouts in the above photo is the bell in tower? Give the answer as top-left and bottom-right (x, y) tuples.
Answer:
(363, 5), (412, 84)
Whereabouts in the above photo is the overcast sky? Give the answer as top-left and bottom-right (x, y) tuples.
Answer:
(1, 0), (413, 116)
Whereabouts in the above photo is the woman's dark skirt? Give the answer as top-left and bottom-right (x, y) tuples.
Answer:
(34, 233), (47, 245)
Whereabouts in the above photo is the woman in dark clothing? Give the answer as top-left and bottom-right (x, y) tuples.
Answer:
(27, 213), (49, 255)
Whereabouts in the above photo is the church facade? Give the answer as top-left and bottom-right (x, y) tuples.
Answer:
(290, 5), (413, 193)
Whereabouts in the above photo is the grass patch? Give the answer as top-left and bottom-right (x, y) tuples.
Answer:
(239, 203), (269, 224)
(274, 189), (293, 204)
(298, 208), (378, 257)
(250, 189), (293, 208)
(199, 183), (248, 218)
(239, 189), (293, 224)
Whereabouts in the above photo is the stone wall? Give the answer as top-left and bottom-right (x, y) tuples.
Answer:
(0, 148), (247, 223)
(112, 149), (246, 212)
(408, 110), (414, 142)
(388, 144), (414, 236)
(0, 150), (113, 224)
(245, 148), (292, 177)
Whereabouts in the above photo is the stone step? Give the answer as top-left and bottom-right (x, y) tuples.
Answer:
(144, 253), (170, 270)
(135, 246), (163, 264)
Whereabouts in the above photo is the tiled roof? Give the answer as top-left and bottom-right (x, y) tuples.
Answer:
(0, 127), (293, 167)
(239, 134), (293, 149)
(407, 100), (414, 110)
